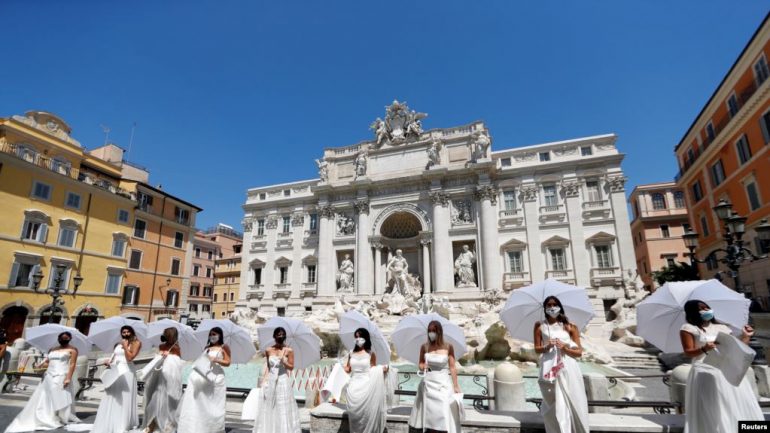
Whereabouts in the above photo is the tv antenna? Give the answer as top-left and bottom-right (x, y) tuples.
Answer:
(99, 124), (111, 145)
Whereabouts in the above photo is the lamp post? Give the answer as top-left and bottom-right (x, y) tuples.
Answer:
(682, 200), (770, 365)
(32, 265), (84, 323)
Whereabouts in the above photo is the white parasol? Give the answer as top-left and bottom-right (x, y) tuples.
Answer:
(88, 316), (148, 352)
(390, 313), (467, 365)
(194, 319), (257, 364)
(257, 317), (321, 370)
(26, 324), (91, 356)
(147, 319), (204, 361)
(339, 310), (391, 365)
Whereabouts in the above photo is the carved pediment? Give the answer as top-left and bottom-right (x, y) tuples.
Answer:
(542, 235), (570, 247)
(585, 231), (616, 244)
(501, 238), (527, 251)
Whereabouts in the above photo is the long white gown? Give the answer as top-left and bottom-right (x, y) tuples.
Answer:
(537, 322), (589, 433)
(253, 355), (301, 433)
(178, 348), (227, 433)
(408, 353), (462, 433)
(4, 350), (77, 432)
(91, 345), (139, 433)
(141, 353), (184, 433)
(681, 323), (763, 433)
(345, 353), (387, 433)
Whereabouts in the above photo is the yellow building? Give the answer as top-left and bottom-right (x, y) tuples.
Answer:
(0, 111), (135, 342)
(212, 244), (241, 318)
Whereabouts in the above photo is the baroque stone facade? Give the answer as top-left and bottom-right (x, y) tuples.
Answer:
(238, 102), (636, 335)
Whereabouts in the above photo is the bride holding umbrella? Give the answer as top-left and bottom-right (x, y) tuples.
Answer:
(499, 278), (591, 433)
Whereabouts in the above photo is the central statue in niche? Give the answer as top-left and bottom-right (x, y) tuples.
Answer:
(454, 244), (477, 288)
(386, 249), (409, 296)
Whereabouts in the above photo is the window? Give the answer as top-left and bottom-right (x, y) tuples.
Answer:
(214, 293), (218, 302)
(595, 245), (612, 268)
(259, 193), (266, 200)
(122, 285), (140, 305)
(500, 157), (511, 167)
(202, 304), (211, 313)
(171, 259), (181, 276)
(277, 307), (286, 317)
(674, 191), (686, 208)
(190, 285), (200, 296)
(683, 223), (691, 232)
(283, 189), (290, 197)
(550, 248), (566, 271)
(692, 181), (704, 202)
(305, 306), (313, 312)
(208, 251), (213, 260)
(700, 215), (710, 237)
(31, 181), (52, 200)
(761, 110), (770, 144)
(279, 267), (288, 284)
(755, 55), (770, 85)
(137, 192), (154, 212)
(503, 190), (516, 211)
(173, 232), (184, 248)
(174, 207), (190, 225)
(727, 93), (739, 117)
(206, 267), (213, 278)
(111, 237), (126, 257)
(58, 226), (77, 248)
(307, 265), (317, 283)
(706, 122), (716, 141)
(507, 251), (523, 273)
(193, 265), (200, 277)
(47, 263), (71, 290)
(746, 180), (762, 211)
(756, 237), (770, 255)
(687, 147), (696, 164)
(539, 152), (551, 162)
(105, 273), (122, 295)
(710, 160), (726, 186)
(660, 224), (670, 238)
(257, 219), (265, 236)
(736, 135), (752, 165)
(666, 257), (676, 268)
(705, 254), (718, 271)
(129, 250), (142, 269)
(652, 193), (666, 210)
(117, 209), (130, 224)
(166, 290), (179, 307)
(586, 181), (602, 202)
(282, 216), (291, 234)
(253, 268), (262, 285)
(581, 146), (592, 156)
(195, 248), (201, 258)
(543, 185), (557, 206)
(65, 192), (81, 210)
(21, 218), (47, 243)
(9, 262), (39, 288)
(203, 286), (212, 297)
(189, 304), (198, 313)
(309, 214), (318, 231)
(133, 219), (147, 238)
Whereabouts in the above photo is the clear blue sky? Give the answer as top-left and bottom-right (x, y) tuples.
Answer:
(2, 1), (768, 229)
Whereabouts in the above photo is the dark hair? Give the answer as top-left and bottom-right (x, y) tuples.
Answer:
(0, 327), (8, 345)
(353, 328), (372, 352)
(58, 331), (72, 340)
(543, 296), (570, 326)
(208, 326), (224, 347)
(426, 320), (446, 349)
(684, 299), (718, 329)
(120, 325), (136, 339)
(273, 327), (286, 339)
(163, 327), (179, 346)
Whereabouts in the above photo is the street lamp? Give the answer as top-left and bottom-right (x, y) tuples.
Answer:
(148, 277), (173, 321)
(32, 265), (84, 322)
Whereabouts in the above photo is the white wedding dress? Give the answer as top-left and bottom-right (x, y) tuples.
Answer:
(537, 322), (589, 433)
(408, 353), (462, 433)
(253, 355), (300, 433)
(141, 353), (184, 432)
(178, 348), (227, 433)
(91, 345), (139, 433)
(4, 350), (78, 432)
(345, 353), (388, 433)
(682, 322), (763, 433)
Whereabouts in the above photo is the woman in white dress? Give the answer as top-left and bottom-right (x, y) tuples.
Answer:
(254, 326), (300, 433)
(680, 299), (762, 433)
(178, 326), (231, 433)
(408, 321), (462, 433)
(141, 327), (184, 433)
(4, 332), (78, 432)
(533, 296), (589, 433)
(92, 325), (142, 433)
(343, 328), (390, 433)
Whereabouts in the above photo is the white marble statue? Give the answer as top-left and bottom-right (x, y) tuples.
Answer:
(427, 139), (441, 168)
(337, 254), (355, 292)
(454, 245), (476, 287)
(315, 158), (329, 182)
(354, 150), (368, 178)
(336, 214), (355, 236)
(451, 200), (473, 224)
(370, 118), (389, 147)
(386, 249), (409, 296)
(471, 132), (491, 161)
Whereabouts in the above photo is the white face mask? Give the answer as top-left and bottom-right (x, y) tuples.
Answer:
(428, 332), (437, 342)
(209, 336), (220, 345)
(355, 337), (366, 347)
(546, 307), (561, 318)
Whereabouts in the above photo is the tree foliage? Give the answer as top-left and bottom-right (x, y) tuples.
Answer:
(652, 261), (699, 286)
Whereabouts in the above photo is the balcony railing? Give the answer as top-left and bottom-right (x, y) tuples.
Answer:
(546, 269), (574, 281)
(582, 200), (608, 210)
(278, 231), (292, 237)
(300, 283), (317, 297)
(1, 141), (137, 201)
(675, 79), (761, 180)
(540, 204), (563, 214)
(590, 267), (621, 280)
(499, 209), (521, 218)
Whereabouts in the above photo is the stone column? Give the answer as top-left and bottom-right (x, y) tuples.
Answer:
(476, 184), (501, 290)
(354, 199), (373, 295)
(606, 175), (635, 276)
(562, 180), (589, 286)
(421, 237), (431, 293)
(430, 191), (452, 293)
(317, 204), (335, 296)
(520, 185), (542, 280)
(372, 240), (383, 294)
